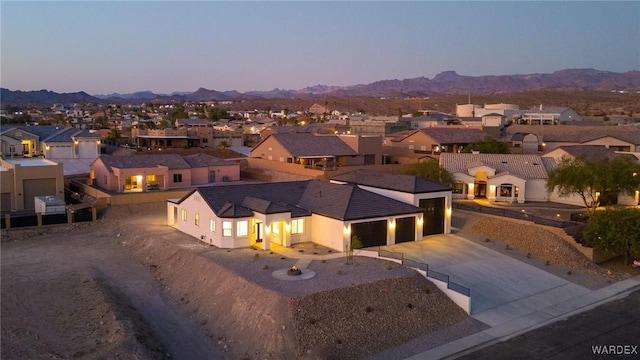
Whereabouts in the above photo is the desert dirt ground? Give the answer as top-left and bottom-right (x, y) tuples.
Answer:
(1, 203), (471, 360)
(1, 204), (226, 360)
(3, 200), (635, 360)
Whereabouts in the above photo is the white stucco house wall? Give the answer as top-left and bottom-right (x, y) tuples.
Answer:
(168, 180), (425, 252)
(440, 153), (551, 203)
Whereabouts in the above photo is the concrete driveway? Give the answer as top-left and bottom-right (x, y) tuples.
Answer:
(383, 234), (591, 321)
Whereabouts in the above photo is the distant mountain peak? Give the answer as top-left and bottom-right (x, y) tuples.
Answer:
(2, 68), (639, 106)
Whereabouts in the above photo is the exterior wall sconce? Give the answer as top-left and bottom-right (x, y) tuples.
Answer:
(388, 220), (396, 229)
(446, 208), (452, 217)
(343, 225), (351, 235)
(417, 216), (423, 225)
(265, 225), (271, 234)
(285, 222), (291, 232)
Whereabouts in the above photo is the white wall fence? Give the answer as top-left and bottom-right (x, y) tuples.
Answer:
(354, 248), (472, 314)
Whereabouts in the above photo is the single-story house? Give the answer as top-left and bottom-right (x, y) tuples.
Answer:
(90, 153), (239, 193)
(542, 145), (640, 206)
(440, 153), (552, 203)
(251, 133), (382, 168)
(167, 180), (425, 252)
(0, 125), (101, 160)
(504, 125), (640, 152)
(330, 169), (453, 235)
(386, 127), (490, 155)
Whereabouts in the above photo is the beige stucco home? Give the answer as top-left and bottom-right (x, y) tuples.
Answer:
(90, 153), (239, 193)
(0, 158), (64, 211)
(251, 133), (383, 169)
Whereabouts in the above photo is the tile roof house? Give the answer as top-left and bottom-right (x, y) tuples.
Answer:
(90, 153), (239, 193)
(505, 125), (640, 152)
(167, 180), (425, 251)
(440, 153), (551, 203)
(251, 133), (383, 168)
(542, 145), (639, 207)
(387, 127), (490, 155)
(331, 170), (453, 235)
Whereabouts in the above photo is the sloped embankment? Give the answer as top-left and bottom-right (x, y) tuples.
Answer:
(128, 237), (468, 359)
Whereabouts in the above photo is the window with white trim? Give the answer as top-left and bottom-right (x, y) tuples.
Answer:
(194, 213), (199, 226)
(181, 209), (187, 221)
(291, 218), (304, 234)
(272, 222), (280, 234)
(222, 221), (232, 237)
(209, 219), (215, 232)
(236, 220), (249, 237)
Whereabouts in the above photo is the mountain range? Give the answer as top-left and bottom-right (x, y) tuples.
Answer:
(2, 68), (639, 106)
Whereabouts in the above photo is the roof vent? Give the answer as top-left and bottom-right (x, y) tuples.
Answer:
(532, 162), (539, 165)
(501, 160), (507, 164)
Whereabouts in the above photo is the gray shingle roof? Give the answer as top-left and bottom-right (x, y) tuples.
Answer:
(421, 128), (489, 144)
(548, 145), (618, 160)
(188, 180), (423, 220)
(183, 153), (234, 167)
(440, 153), (549, 180)
(269, 133), (358, 157)
(506, 125), (640, 144)
(98, 154), (191, 171)
(331, 169), (451, 193)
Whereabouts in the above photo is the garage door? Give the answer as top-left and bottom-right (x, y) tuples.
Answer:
(77, 141), (98, 159)
(351, 220), (387, 248)
(23, 178), (57, 209)
(419, 197), (445, 236)
(395, 216), (415, 243)
(48, 145), (73, 159)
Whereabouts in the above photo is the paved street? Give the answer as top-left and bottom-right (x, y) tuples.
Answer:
(457, 290), (640, 360)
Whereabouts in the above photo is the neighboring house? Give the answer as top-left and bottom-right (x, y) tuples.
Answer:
(330, 170), (453, 236)
(167, 180), (425, 251)
(384, 127), (488, 164)
(542, 145), (639, 206)
(0, 158), (65, 211)
(131, 127), (244, 149)
(505, 125), (640, 152)
(90, 154), (239, 193)
(386, 127), (490, 155)
(509, 133), (540, 154)
(251, 133), (383, 168)
(440, 153), (551, 203)
(518, 105), (583, 125)
(0, 125), (101, 160)
(175, 118), (210, 128)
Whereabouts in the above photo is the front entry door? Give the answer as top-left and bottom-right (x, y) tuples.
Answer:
(255, 223), (263, 243)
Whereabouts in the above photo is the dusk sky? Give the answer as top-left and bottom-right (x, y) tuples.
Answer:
(1, 1), (638, 95)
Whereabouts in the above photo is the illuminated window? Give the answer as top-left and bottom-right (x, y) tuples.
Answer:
(236, 220), (248, 237)
(147, 174), (156, 182)
(209, 219), (215, 233)
(181, 209), (187, 221)
(194, 213), (199, 226)
(291, 218), (304, 234)
(222, 221), (232, 237)
(272, 222), (280, 235)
